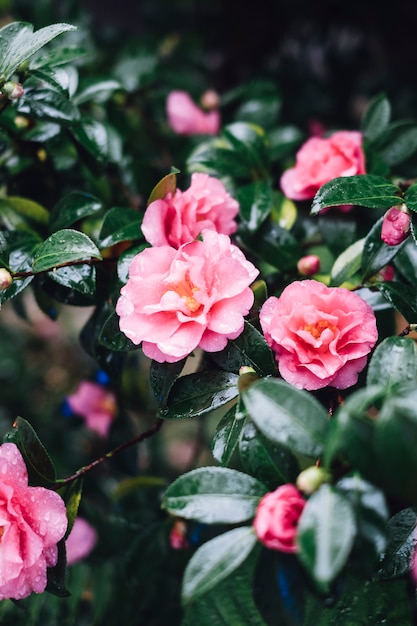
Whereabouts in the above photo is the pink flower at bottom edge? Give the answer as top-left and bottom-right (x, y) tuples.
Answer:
(67, 381), (117, 437)
(0, 443), (68, 601)
(66, 517), (97, 565)
(166, 91), (220, 136)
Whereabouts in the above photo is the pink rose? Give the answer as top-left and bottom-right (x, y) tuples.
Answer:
(381, 206), (411, 246)
(166, 91), (220, 136)
(280, 131), (366, 201)
(66, 517), (97, 565)
(253, 484), (306, 553)
(0, 443), (67, 600)
(259, 280), (378, 391)
(116, 229), (259, 363)
(142, 173), (239, 248)
(67, 381), (117, 437)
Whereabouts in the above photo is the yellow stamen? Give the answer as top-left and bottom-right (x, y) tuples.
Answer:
(167, 272), (202, 313)
(304, 320), (336, 339)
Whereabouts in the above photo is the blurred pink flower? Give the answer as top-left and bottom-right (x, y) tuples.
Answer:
(142, 173), (239, 248)
(66, 517), (97, 565)
(116, 229), (259, 363)
(381, 206), (411, 246)
(167, 90), (220, 136)
(259, 280), (378, 391)
(67, 381), (117, 437)
(253, 484), (306, 553)
(169, 519), (189, 550)
(280, 130), (366, 201)
(0, 443), (67, 600)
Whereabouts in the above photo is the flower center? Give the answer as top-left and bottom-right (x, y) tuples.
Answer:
(303, 319), (336, 339)
(168, 272), (202, 313)
(0, 526), (4, 542)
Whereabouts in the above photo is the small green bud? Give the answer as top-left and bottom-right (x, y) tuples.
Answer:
(2, 81), (24, 100)
(296, 466), (330, 495)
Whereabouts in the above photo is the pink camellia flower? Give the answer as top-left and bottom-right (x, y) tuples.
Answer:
(280, 130), (366, 201)
(381, 205), (411, 246)
(66, 517), (97, 565)
(166, 90), (220, 136)
(142, 173), (239, 249)
(253, 484), (306, 553)
(259, 280), (378, 391)
(67, 381), (117, 437)
(116, 229), (259, 363)
(0, 442), (68, 601)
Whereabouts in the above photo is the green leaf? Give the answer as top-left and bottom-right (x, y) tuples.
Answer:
(32, 229), (101, 272)
(47, 262), (96, 296)
(236, 180), (274, 232)
(361, 92), (391, 142)
(394, 238), (417, 286)
(378, 508), (417, 579)
(187, 139), (252, 179)
(329, 237), (365, 286)
(149, 358), (187, 408)
(0, 230), (40, 303)
(0, 196), (49, 225)
(361, 217), (408, 280)
(3, 416), (56, 485)
(310, 175), (401, 215)
(242, 220), (301, 271)
(159, 370), (239, 419)
(147, 170), (178, 205)
(211, 405), (245, 466)
(162, 466), (267, 523)
(239, 421), (300, 489)
(29, 45), (87, 69)
(223, 122), (270, 174)
(70, 116), (110, 164)
(49, 191), (103, 232)
(72, 79), (122, 105)
(209, 321), (276, 377)
(376, 280), (417, 322)
(182, 526), (258, 604)
(18, 87), (80, 124)
(373, 120), (417, 166)
(366, 336), (417, 389)
(297, 485), (356, 590)
(57, 477), (84, 538)
(98, 207), (142, 248)
(117, 244), (149, 284)
(242, 378), (329, 458)
(403, 181), (417, 213)
(99, 309), (138, 352)
(0, 21), (76, 81)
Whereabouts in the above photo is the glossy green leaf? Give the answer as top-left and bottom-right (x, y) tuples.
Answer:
(98, 207), (142, 248)
(242, 220), (301, 271)
(209, 321), (276, 377)
(3, 416), (56, 485)
(0, 21), (76, 81)
(0, 196), (48, 225)
(239, 421), (300, 489)
(57, 477), (84, 538)
(242, 378), (329, 458)
(72, 79), (122, 105)
(47, 262), (96, 296)
(32, 229), (101, 272)
(366, 336), (417, 389)
(46, 540), (70, 598)
(0, 230), (40, 303)
(211, 405), (245, 466)
(182, 526), (258, 604)
(268, 125), (304, 161)
(147, 169), (179, 205)
(361, 217), (408, 280)
(29, 45), (87, 69)
(394, 238), (417, 286)
(159, 370), (239, 419)
(187, 139), (252, 179)
(49, 191), (103, 232)
(329, 237), (365, 286)
(297, 485), (356, 589)
(117, 243), (149, 284)
(403, 181), (417, 213)
(310, 175), (401, 215)
(317, 213), (358, 258)
(378, 508), (417, 579)
(162, 466), (267, 523)
(149, 358), (187, 407)
(361, 92), (391, 142)
(223, 122), (270, 174)
(237, 180), (274, 231)
(373, 121), (417, 166)
(18, 87), (80, 124)
(70, 116), (110, 163)
(376, 280), (417, 322)
(99, 309), (138, 351)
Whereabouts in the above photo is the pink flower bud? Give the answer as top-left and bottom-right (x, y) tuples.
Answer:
(378, 265), (395, 282)
(2, 81), (24, 100)
(200, 89), (220, 110)
(297, 255), (321, 276)
(296, 466), (330, 495)
(381, 205), (411, 246)
(0, 268), (12, 290)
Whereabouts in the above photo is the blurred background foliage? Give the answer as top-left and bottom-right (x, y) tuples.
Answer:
(1, 0), (417, 624)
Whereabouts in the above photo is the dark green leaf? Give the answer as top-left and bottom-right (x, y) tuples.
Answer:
(0, 196), (48, 225)
(29, 45), (87, 69)
(117, 243), (149, 284)
(98, 207), (142, 248)
(297, 485), (356, 590)
(47, 262), (96, 296)
(99, 309), (138, 352)
(373, 121), (417, 166)
(242, 378), (329, 458)
(211, 405), (245, 466)
(49, 191), (103, 232)
(394, 237), (417, 286)
(311, 175), (401, 215)
(159, 370), (239, 419)
(329, 237), (365, 286)
(223, 122), (270, 174)
(378, 508), (417, 579)
(361, 217), (408, 280)
(376, 280), (417, 322)
(32, 229), (101, 272)
(361, 92), (391, 142)
(366, 336), (417, 389)
(162, 466), (267, 523)
(0, 230), (40, 303)
(236, 180), (274, 232)
(18, 88), (80, 124)
(187, 139), (254, 179)
(72, 79), (122, 105)
(57, 477), (84, 538)
(46, 540), (70, 598)
(70, 116), (110, 164)
(182, 526), (258, 604)
(404, 181), (417, 213)
(242, 220), (301, 271)
(317, 213), (358, 258)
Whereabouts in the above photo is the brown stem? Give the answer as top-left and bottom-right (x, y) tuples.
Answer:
(55, 418), (163, 487)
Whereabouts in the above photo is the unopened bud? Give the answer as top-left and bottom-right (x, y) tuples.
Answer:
(297, 255), (321, 276)
(238, 366), (259, 393)
(296, 466), (330, 495)
(14, 115), (29, 129)
(201, 89), (220, 110)
(0, 268), (13, 290)
(381, 204), (411, 246)
(2, 81), (24, 100)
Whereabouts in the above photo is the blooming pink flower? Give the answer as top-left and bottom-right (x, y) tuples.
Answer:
(0, 443), (67, 601)
(66, 517), (97, 565)
(116, 229), (259, 363)
(166, 91), (220, 136)
(280, 131), (366, 201)
(381, 206), (411, 246)
(297, 255), (321, 276)
(259, 280), (378, 391)
(253, 484), (306, 553)
(142, 173), (239, 248)
(67, 381), (117, 437)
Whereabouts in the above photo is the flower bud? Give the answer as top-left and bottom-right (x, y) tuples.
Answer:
(0, 268), (12, 290)
(2, 81), (24, 100)
(297, 255), (321, 276)
(296, 466), (330, 495)
(381, 204), (411, 246)
(201, 89), (220, 110)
